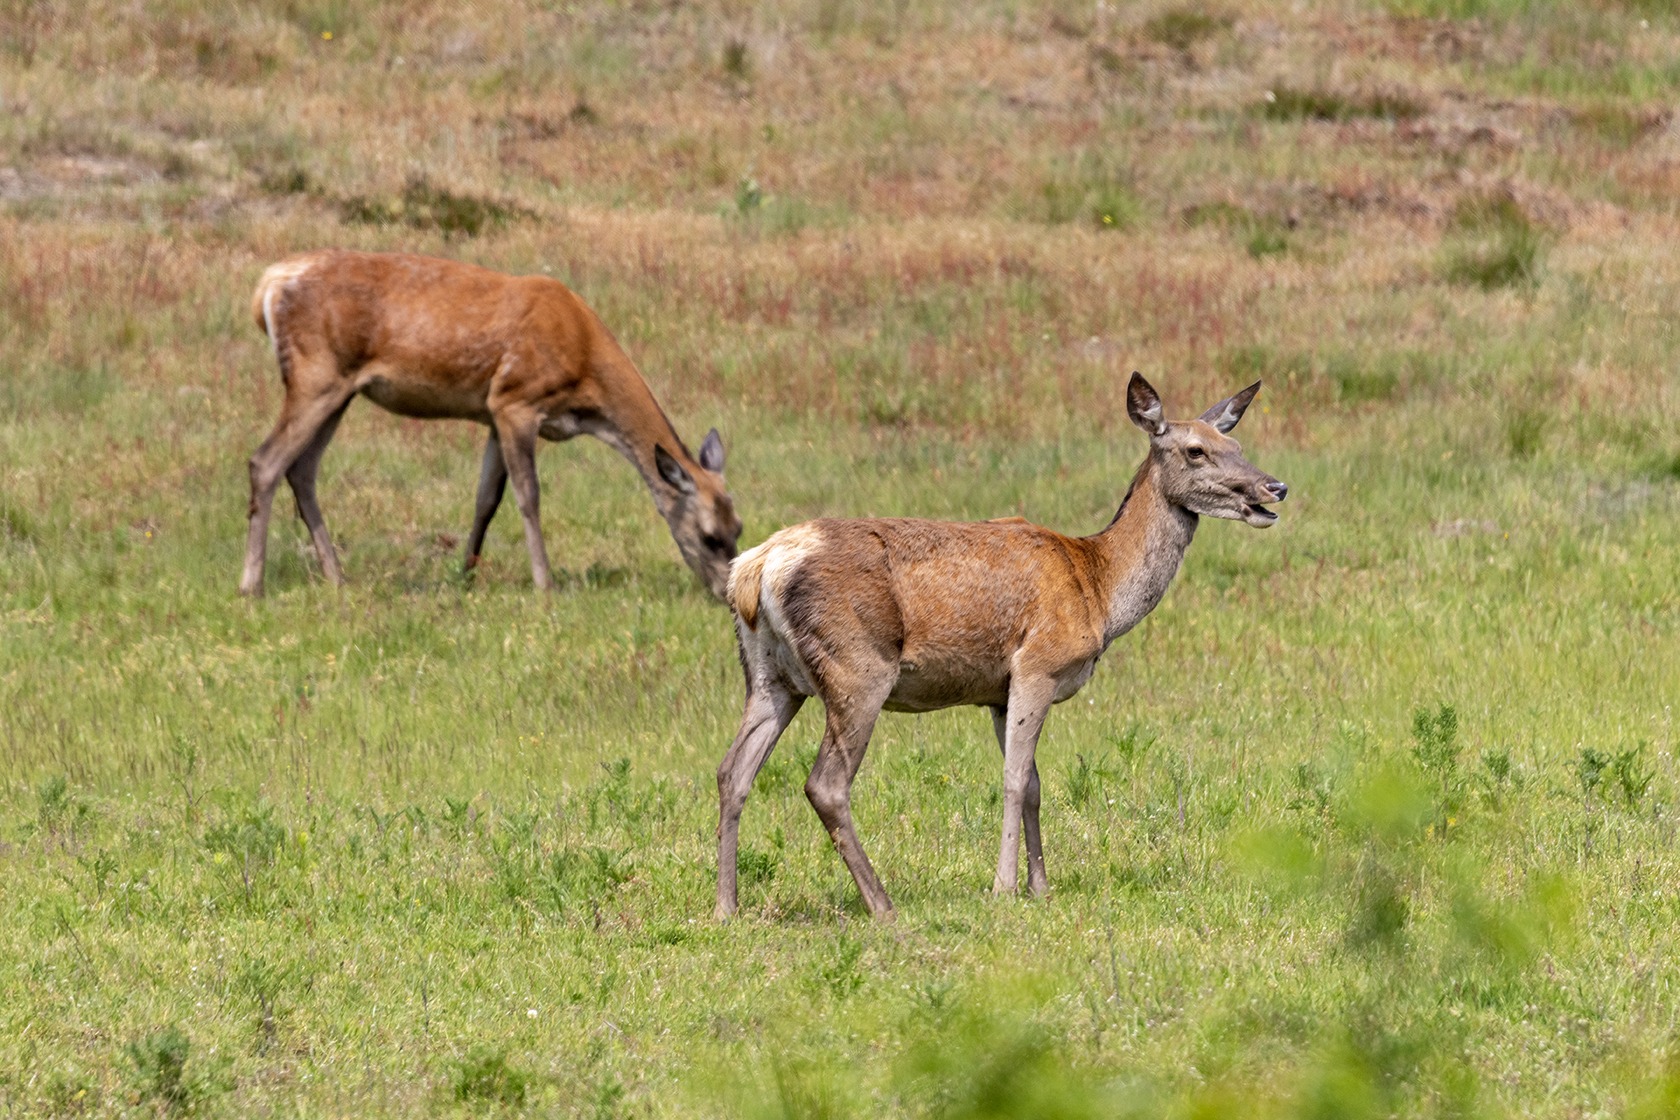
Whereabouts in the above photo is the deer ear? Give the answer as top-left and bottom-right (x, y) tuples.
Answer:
(1126, 372), (1167, 437)
(1198, 381), (1261, 433)
(655, 445), (696, 495)
(698, 428), (725, 473)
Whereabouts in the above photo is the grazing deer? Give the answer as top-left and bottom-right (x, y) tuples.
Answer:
(241, 250), (740, 598)
(716, 374), (1287, 921)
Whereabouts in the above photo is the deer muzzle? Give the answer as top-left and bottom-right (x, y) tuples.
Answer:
(1242, 476), (1287, 526)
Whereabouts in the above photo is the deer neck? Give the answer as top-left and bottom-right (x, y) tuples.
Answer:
(579, 360), (690, 518)
(1091, 455), (1198, 643)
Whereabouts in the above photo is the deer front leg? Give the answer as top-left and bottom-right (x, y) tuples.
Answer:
(491, 414), (554, 591)
(715, 681), (804, 920)
(992, 704), (1048, 896)
(463, 428), (507, 573)
(993, 677), (1056, 897)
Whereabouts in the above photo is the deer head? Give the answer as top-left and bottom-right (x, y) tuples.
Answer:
(1127, 373), (1288, 527)
(655, 428), (742, 598)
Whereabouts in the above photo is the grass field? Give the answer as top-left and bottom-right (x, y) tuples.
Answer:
(3, 1), (1680, 1115)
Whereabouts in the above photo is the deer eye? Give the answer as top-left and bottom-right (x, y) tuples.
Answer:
(1186, 447), (1207, 462)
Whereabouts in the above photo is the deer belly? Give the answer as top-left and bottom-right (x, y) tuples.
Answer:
(359, 375), (489, 421)
(884, 660), (1010, 713)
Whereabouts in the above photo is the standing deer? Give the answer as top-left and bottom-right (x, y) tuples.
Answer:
(241, 250), (741, 598)
(716, 374), (1287, 921)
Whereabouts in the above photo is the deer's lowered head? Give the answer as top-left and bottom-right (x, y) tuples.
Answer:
(1126, 373), (1288, 529)
(654, 428), (741, 599)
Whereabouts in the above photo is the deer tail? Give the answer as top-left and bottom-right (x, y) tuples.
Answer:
(251, 274), (274, 337)
(727, 543), (769, 630)
(251, 258), (315, 381)
(251, 262), (298, 337)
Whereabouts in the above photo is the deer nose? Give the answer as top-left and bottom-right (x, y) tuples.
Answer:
(1268, 480), (1289, 502)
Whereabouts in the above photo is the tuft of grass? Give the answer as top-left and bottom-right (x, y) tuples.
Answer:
(721, 37), (751, 81)
(1329, 356), (1399, 404)
(1184, 200), (1291, 257)
(0, 497), (33, 544)
(569, 93), (600, 126)
(280, 0), (359, 39)
(1577, 747), (1610, 810)
(1612, 745), (1654, 809)
(1141, 6), (1233, 52)
(203, 806), (286, 867)
(125, 1027), (217, 1114)
(257, 166), (313, 196)
(339, 177), (526, 238)
(1260, 86), (1426, 123)
(1411, 703), (1463, 835)
(735, 174), (763, 214)
(1442, 194), (1546, 290)
(1039, 157), (1143, 230)
(1244, 224), (1289, 259)
(815, 935), (867, 999)
(35, 773), (77, 831)
(1064, 752), (1116, 809)
(1647, 450), (1680, 480)
(1503, 406), (1550, 458)
(452, 1048), (531, 1105)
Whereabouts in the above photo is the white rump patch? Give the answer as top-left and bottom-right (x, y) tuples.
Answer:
(757, 522), (824, 603)
(745, 522), (825, 695)
(258, 258), (315, 359)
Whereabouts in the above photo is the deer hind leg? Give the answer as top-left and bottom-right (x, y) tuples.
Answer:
(284, 398), (353, 586)
(715, 674), (805, 920)
(490, 413), (553, 591)
(240, 383), (356, 597)
(992, 678), (1056, 897)
(804, 672), (896, 921)
(463, 428), (507, 574)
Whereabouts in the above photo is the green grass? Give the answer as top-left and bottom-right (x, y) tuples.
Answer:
(1142, 6), (1235, 52)
(1441, 194), (1548, 291)
(3, 411), (1679, 1117)
(1258, 86), (1426, 123)
(4, 1), (1680, 1117)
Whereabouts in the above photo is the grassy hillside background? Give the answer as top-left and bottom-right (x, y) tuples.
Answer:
(2, 0), (1679, 1115)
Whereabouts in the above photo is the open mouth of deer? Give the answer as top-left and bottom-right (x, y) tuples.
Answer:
(1245, 501), (1279, 523)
